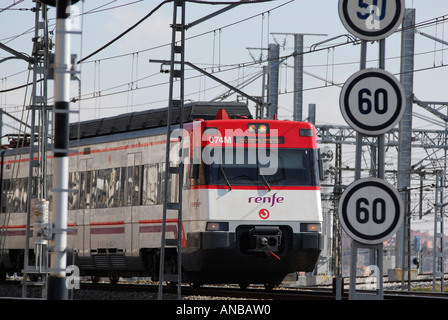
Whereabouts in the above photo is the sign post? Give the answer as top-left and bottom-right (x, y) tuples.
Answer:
(338, 0), (405, 300)
(339, 178), (403, 300)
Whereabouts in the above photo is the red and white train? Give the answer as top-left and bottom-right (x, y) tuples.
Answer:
(0, 102), (323, 288)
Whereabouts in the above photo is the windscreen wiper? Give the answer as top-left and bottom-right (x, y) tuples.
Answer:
(257, 160), (272, 191)
(259, 170), (272, 191)
(220, 164), (232, 190)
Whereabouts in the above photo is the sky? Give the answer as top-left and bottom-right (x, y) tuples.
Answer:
(1, 0), (448, 234)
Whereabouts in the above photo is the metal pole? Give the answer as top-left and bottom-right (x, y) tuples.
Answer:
(177, 2), (185, 300)
(333, 143), (343, 300)
(260, 66), (267, 119)
(378, 39), (386, 179)
(397, 8), (416, 288)
(355, 41), (367, 180)
(350, 40), (366, 300)
(433, 170), (445, 292)
(350, 38), (385, 300)
(47, 0), (72, 300)
(294, 34), (303, 121)
(22, 1), (41, 298)
(376, 38), (386, 298)
(267, 43), (279, 119)
(158, 1), (185, 300)
(308, 103), (316, 125)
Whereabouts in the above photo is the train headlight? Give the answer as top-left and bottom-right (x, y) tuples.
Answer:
(206, 222), (229, 231)
(300, 223), (321, 232)
(248, 124), (257, 133)
(247, 123), (269, 133)
(258, 124), (268, 133)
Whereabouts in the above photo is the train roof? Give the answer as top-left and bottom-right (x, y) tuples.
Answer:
(69, 102), (251, 140)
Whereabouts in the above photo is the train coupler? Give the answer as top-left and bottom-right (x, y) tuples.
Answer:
(248, 226), (282, 258)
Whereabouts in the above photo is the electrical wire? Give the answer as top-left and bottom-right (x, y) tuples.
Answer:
(3, 3), (448, 112)
(0, 0), (25, 14)
(78, 0), (293, 64)
(77, 0), (172, 64)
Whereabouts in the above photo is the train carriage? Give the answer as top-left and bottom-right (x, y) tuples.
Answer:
(0, 102), (323, 287)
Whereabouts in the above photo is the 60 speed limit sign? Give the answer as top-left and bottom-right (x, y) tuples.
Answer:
(339, 68), (405, 136)
(338, 178), (403, 245)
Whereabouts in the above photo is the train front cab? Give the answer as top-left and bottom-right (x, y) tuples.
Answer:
(181, 117), (324, 286)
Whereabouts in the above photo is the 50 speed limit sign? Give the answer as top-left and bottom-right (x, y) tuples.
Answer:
(338, 0), (405, 41)
(338, 177), (403, 245)
(339, 68), (405, 136)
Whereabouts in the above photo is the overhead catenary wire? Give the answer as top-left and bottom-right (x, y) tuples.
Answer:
(60, 44), (448, 117)
(2, 2), (445, 59)
(0, 0), (147, 44)
(66, 11), (448, 110)
(78, 0), (293, 64)
(68, 40), (448, 105)
(77, 0), (172, 64)
(75, 8), (446, 66)
(6, 37), (448, 117)
(4, 3), (445, 100)
(3, 3), (448, 118)
(76, 0), (280, 64)
(0, 0), (25, 14)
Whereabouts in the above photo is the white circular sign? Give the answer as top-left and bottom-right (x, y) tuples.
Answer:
(338, 178), (403, 245)
(338, 0), (405, 41)
(339, 68), (405, 136)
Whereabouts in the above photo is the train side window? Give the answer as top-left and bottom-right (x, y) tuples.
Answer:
(96, 169), (107, 208)
(21, 177), (28, 212)
(68, 172), (80, 210)
(100, 168), (118, 208)
(118, 167), (126, 207)
(79, 172), (86, 209)
(127, 165), (142, 206)
(143, 164), (159, 205)
(46, 174), (53, 210)
(14, 177), (28, 213)
(159, 163), (170, 204)
(83, 170), (94, 209)
(110, 167), (123, 207)
(105, 168), (116, 208)
(126, 166), (133, 206)
(91, 170), (97, 208)
(135, 165), (142, 206)
(1, 180), (9, 213)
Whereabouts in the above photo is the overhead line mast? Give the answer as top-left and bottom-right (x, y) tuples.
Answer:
(41, 0), (79, 300)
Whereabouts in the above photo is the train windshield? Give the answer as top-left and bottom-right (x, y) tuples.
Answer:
(201, 147), (319, 187)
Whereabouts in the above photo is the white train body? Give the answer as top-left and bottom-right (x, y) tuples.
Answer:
(0, 103), (323, 286)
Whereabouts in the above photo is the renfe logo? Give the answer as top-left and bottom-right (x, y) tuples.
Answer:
(248, 193), (284, 207)
(259, 209), (270, 219)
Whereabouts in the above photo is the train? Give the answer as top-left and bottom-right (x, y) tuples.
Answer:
(0, 102), (324, 288)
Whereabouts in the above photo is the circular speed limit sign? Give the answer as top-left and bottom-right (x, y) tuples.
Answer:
(339, 68), (405, 136)
(338, 0), (405, 41)
(339, 178), (403, 245)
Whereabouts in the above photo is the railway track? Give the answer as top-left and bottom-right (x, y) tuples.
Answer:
(79, 280), (448, 300)
(1, 277), (447, 300)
